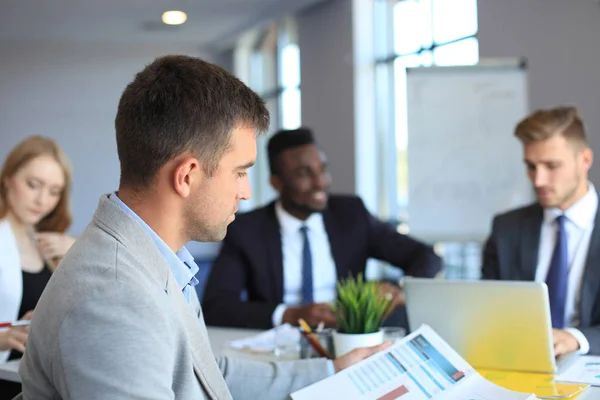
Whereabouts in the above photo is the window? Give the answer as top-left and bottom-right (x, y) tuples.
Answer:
(389, 0), (479, 210)
(375, 0), (480, 278)
(433, 37), (479, 66)
(392, 0), (478, 61)
(279, 40), (301, 129)
(247, 18), (301, 132)
(234, 18), (301, 209)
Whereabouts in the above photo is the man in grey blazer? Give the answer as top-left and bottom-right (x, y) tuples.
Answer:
(482, 106), (600, 356)
(16, 55), (388, 399)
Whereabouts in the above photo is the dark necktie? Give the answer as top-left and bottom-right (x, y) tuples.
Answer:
(300, 225), (314, 305)
(546, 215), (568, 329)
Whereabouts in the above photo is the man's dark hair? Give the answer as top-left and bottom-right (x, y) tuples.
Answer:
(267, 127), (315, 175)
(115, 55), (270, 189)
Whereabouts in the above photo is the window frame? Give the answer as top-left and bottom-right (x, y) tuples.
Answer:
(374, 0), (481, 279)
(234, 18), (302, 209)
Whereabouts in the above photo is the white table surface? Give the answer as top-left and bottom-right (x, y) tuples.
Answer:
(1, 326), (599, 399)
(0, 359), (19, 383)
(206, 326), (270, 360)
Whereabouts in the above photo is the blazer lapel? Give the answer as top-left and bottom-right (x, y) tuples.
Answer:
(519, 206), (542, 281)
(265, 203), (285, 302)
(95, 196), (231, 399)
(168, 276), (232, 400)
(579, 208), (600, 327)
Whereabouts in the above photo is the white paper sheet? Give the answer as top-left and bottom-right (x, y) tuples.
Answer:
(228, 323), (299, 354)
(556, 355), (600, 386)
(291, 325), (536, 400)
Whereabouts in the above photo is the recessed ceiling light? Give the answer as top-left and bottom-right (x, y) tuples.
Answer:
(162, 10), (187, 25)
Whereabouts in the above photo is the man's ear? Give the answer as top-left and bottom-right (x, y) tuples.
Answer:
(583, 147), (594, 171)
(270, 175), (282, 193)
(173, 156), (201, 198)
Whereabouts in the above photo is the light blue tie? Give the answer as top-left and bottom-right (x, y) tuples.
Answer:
(300, 225), (314, 305)
(546, 215), (568, 329)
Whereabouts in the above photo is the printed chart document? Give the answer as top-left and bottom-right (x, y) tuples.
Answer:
(291, 325), (536, 400)
(556, 355), (600, 386)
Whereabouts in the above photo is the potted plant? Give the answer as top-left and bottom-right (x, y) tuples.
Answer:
(333, 274), (391, 357)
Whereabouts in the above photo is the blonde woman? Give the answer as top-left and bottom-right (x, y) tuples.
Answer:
(0, 136), (74, 364)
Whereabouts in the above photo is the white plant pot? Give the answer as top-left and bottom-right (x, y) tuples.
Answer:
(333, 330), (384, 357)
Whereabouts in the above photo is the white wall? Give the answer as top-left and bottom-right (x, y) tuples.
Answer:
(298, 0), (356, 195)
(478, 0), (600, 182)
(297, 0), (382, 216)
(0, 40), (218, 257)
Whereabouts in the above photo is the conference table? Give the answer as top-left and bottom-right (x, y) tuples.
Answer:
(0, 326), (598, 399)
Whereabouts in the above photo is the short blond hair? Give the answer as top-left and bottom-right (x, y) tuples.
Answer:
(515, 106), (587, 148)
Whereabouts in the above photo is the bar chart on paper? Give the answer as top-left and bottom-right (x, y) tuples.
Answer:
(345, 334), (467, 399)
(291, 325), (536, 400)
(292, 326), (474, 400)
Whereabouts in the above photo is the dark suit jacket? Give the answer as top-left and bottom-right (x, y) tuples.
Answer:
(482, 202), (600, 354)
(203, 195), (442, 329)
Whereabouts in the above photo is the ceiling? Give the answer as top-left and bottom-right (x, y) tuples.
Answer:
(0, 0), (327, 52)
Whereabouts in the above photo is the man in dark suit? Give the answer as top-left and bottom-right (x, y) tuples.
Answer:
(482, 106), (600, 356)
(203, 128), (442, 329)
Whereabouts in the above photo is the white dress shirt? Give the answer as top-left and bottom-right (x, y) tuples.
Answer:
(271, 202), (338, 326)
(534, 182), (598, 354)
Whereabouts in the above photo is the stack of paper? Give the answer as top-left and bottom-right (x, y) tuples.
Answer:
(291, 324), (537, 400)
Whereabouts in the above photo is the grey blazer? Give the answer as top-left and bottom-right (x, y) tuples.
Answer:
(482, 202), (600, 354)
(16, 195), (329, 400)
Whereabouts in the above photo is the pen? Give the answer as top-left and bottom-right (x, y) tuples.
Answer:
(0, 320), (32, 329)
(316, 321), (325, 332)
(297, 318), (313, 334)
(298, 318), (332, 359)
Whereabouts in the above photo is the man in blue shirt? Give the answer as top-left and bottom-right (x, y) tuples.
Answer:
(18, 55), (390, 399)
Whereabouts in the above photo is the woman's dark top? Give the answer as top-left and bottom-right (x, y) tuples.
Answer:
(7, 264), (52, 361)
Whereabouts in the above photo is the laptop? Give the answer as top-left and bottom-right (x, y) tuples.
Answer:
(403, 278), (578, 373)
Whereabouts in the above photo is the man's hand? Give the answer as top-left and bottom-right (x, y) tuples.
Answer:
(553, 329), (580, 356)
(333, 341), (392, 373)
(376, 282), (405, 315)
(282, 303), (337, 327)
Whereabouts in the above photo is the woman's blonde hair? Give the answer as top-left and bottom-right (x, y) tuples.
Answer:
(0, 136), (72, 232)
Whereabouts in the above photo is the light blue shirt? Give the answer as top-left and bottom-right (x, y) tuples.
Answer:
(111, 193), (334, 374)
(110, 193), (199, 303)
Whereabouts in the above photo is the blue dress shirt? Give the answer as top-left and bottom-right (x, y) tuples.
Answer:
(111, 193), (335, 374)
(110, 193), (199, 303)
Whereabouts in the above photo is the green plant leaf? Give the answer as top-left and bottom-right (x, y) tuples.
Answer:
(334, 273), (391, 334)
